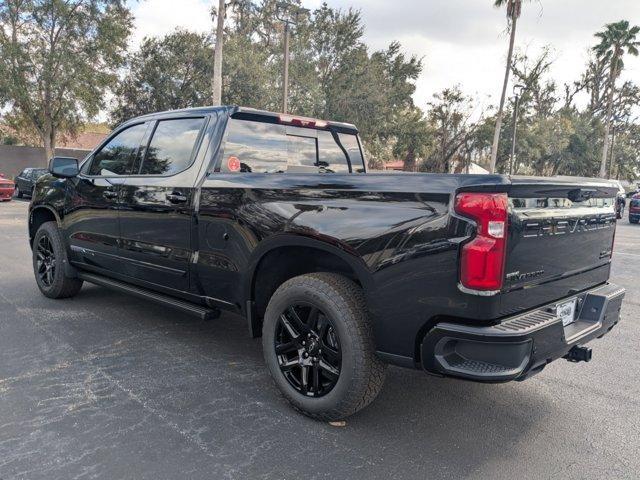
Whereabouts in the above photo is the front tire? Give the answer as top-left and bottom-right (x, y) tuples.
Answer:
(262, 273), (386, 420)
(15, 186), (23, 198)
(33, 221), (83, 299)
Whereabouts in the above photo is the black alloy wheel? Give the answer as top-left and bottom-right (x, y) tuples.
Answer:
(32, 222), (83, 299)
(263, 273), (386, 420)
(36, 233), (56, 287)
(275, 304), (342, 397)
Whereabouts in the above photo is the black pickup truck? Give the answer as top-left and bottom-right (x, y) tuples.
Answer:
(29, 106), (625, 420)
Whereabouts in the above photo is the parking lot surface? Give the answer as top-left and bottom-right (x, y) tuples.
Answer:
(0, 199), (639, 480)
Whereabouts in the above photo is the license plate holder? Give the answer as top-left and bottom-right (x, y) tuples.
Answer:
(557, 298), (578, 327)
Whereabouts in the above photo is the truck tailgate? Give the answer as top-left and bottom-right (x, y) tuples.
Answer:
(500, 178), (618, 312)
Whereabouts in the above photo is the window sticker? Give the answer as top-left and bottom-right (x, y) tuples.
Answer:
(227, 156), (241, 172)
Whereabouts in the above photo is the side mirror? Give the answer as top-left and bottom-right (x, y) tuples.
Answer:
(49, 157), (79, 178)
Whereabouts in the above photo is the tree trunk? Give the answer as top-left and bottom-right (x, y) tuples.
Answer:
(212, 0), (225, 105)
(489, 14), (518, 174)
(599, 54), (618, 178)
(42, 122), (55, 167)
(403, 149), (416, 172)
(608, 125), (616, 178)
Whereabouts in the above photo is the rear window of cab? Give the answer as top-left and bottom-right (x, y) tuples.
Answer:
(217, 118), (365, 174)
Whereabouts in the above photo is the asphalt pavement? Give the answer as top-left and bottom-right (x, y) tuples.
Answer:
(0, 199), (638, 480)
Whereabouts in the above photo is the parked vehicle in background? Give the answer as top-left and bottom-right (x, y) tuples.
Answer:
(613, 182), (627, 219)
(14, 168), (49, 198)
(629, 194), (640, 224)
(0, 176), (15, 201)
(28, 106), (626, 420)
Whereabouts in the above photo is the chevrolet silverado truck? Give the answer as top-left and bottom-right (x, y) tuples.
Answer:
(29, 106), (625, 420)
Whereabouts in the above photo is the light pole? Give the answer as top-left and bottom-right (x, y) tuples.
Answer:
(276, 3), (309, 113)
(212, 0), (226, 105)
(509, 84), (526, 176)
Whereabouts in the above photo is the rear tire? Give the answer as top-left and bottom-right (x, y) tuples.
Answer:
(33, 221), (83, 299)
(262, 272), (386, 421)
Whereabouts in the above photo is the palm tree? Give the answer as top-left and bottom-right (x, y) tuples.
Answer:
(489, 0), (529, 174)
(593, 20), (639, 178)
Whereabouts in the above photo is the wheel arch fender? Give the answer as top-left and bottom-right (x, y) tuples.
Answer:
(29, 205), (62, 247)
(243, 234), (375, 316)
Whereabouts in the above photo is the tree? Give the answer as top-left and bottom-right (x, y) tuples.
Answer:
(610, 124), (640, 181)
(393, 107), (430, 172)
(110, 30), (214, 126)
(422, 87), (478, 173)
(489, 0), (532, 173)
(593, 20), (639, 177)
(223, 2), (423, 165)
(0, 0), (132, 164)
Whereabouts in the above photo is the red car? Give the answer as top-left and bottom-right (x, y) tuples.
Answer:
(0, 174), (15, 201)
(629, 193), (640, 224)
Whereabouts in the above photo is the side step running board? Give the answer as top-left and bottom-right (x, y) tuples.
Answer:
(78, 272), (220, 321)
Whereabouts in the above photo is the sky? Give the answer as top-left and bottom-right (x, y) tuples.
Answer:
(128, 0), (640, 112)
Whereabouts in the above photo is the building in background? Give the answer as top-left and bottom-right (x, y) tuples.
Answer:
(0, 123), (108, 179)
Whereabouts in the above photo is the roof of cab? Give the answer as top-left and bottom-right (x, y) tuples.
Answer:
(122, 106), (358, 133)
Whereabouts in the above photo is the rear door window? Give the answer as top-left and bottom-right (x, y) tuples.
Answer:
(219, 118), (362, 174)
(88, 123), (148, 176)
(139, 117), (205, 175)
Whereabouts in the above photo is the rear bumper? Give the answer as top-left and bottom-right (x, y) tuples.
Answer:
(421, 283), (625, 382)
(629, 211), (640, 219)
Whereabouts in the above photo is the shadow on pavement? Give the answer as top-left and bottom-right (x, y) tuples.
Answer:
(21, 282), (549, 478)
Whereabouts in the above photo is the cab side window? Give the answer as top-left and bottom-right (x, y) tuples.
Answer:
(88, 123), (148, 176)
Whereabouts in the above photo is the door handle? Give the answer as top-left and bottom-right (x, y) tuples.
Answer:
(103, 190), (118, 199)
(166, 192), (188, 204)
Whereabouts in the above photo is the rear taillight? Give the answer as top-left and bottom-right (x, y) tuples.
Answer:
(455, 192), (509, 293)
